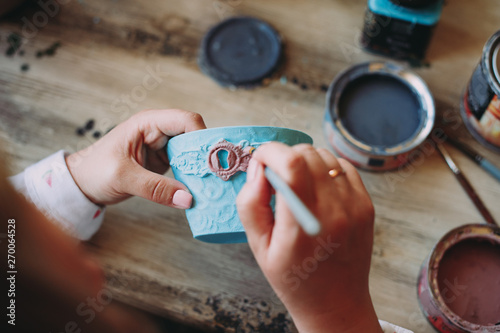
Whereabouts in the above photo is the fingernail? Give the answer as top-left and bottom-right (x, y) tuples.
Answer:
(172, 190), (193, 209)
(246, 159), (259, 182)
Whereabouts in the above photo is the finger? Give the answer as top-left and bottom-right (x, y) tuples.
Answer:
(337, 158), (375, 229)
(317, 153), (368, 204)
(316, 148), (349, 184)
(292, 144), (331, 182)
(337, 158), (365, 189)
(333, 157), (372, 212)
(236, 159), (274, 256)
(252, 142), (316, 234)
(252, 142), (315, 202)
(134, 109), (207, 149)
(120, 162), (193, 209)
(316, 148), (343, 172)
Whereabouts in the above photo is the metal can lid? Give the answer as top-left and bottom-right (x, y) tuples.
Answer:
(198, 17), (283, 88)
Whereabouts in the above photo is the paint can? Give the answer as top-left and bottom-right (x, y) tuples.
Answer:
(324, 61), (435, 171)
(417, 224), (500, 332)
(361, 0), (444, 60)
(461, 30), (500, 153)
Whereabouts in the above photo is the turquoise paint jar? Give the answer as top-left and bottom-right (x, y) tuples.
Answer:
(361, 0), (444, 59)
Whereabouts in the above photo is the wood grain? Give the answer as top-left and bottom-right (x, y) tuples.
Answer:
(1, 0), (500, 331)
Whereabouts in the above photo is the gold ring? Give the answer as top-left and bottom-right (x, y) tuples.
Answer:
(328, 168), (345, 179)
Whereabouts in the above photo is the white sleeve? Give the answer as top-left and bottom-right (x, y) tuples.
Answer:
(8, 150), (105, 240)
(379, 320), (414, 333)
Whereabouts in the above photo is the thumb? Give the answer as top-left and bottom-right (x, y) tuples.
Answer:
(236, 159), (274, 255)
(122, 163), (193, 209)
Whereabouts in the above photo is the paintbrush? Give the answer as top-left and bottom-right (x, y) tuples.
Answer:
(264, 167), (322, 236)
(435, 142), (498, 226)
(447, 137), (500, 183)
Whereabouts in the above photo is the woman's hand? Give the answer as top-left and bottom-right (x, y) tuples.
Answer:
(236, 143), (382, 333)
(67, 109), (206, 208)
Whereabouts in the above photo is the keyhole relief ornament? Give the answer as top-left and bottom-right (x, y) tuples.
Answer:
(207, 140), (254, 181)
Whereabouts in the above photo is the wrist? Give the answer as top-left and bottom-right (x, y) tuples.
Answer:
(65, 152), (99, 205)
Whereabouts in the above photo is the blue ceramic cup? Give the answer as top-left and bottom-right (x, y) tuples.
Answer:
(167, 126), (313, 244)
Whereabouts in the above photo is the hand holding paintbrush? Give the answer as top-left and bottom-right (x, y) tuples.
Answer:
(237, 142), (383, 333)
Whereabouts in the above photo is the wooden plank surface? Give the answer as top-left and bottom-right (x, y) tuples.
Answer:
(1, 0), (500, 332)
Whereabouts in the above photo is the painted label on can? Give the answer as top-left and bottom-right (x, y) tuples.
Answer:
(478, 95), (500, 144)
(461, 31), (500, 152)
(463, 89), (500, 150)
(362, 9), (434, 59)
(361, 0), (442, 59)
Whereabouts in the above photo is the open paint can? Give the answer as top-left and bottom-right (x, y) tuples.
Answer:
(324, 61), (435, 171)
(417, 224), (500, 332)
(461, 30), (500, 153)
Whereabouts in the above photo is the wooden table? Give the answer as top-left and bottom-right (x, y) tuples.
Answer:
(1, 0), (499, 332)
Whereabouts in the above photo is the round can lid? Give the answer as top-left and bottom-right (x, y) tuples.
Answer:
(198, 17), (283, 88)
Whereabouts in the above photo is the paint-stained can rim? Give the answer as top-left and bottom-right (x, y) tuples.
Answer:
(325, 61), (435, 157)
(425, 223), (500, 330)
(482, 30), (500, 96)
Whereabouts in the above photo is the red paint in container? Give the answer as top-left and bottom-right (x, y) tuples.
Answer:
(417, 224), (500, 332)
(461, 30), (500, 153)
(438, 239), (500, 326)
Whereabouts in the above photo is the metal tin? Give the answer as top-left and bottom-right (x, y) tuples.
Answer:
(361, 0), (443, 59)
(461, 30), (500, 153)
(324, 61), (435, 171)
(417, 224), (500, 332)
